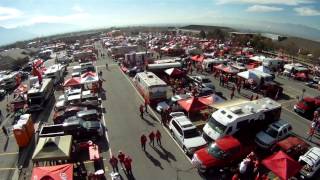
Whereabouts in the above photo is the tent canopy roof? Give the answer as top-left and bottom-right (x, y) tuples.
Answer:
(178, 97), (207, 112)
(31, 164), (73, 180)
(32, 135), (72, 162)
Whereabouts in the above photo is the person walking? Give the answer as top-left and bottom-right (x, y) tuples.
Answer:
(144, 99), (148, 113)
(307, 122), (316, 141)
(109, 155), (119, 172)
(118, 151), (125, 168)
(230, 91), (235, 100)
(139, 104), (144, 118)
(124, 155), (132, 175)
(255, 94), (259, 100)
(149, 131), (155, 147)
(2, 126), (8, 137)
(250, 94), (254, 101)
(156, 130), (162, 146)
(140, 134), (147, 151)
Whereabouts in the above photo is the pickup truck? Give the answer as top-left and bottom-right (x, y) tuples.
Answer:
(39, 119), (104, 140)
(294, 96), (320, 119)
(255, 120), (292, 150)
(192, 135), (254, 173)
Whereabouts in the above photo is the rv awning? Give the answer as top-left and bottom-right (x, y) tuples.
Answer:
(209, 99), (248, 109)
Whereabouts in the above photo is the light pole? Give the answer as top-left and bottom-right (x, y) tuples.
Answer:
(301, 88), (306, 100)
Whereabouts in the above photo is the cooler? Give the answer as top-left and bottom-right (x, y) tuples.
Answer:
(19, 114), (35, 138)
(13, 124), (30, 148)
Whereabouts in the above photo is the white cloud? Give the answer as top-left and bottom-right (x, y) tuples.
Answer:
(72, 5), (84, 13)
(294, 7), (320, 16)
(26, 12), (91, 25)
(0, 6), (23, 21)
(246, 5), (283, 12)
(216, 0), (314, 6)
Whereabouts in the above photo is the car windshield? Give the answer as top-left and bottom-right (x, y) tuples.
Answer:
(207, 143), (229, 159)
(202, 79), (211, 83)
(183, 128), (200, 139)
(208, 117), (227, 134)
(265, 127), (278, 138)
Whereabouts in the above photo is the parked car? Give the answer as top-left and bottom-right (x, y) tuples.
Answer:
(271, 136), (310, 160)
(189, 75), (215, 90)
(168, 112), (207, 155)
(156, 94), (191, 112)
(192, 135), (254, 173)
(255, 120), (292, 149)
(197, 87), (214, 97)
(127, 66), (143, 77)
(299, 147), (320, 179)
(76, 109), (101, 121)
(53, 106), (85, 124)
(294, 96), (320, 118)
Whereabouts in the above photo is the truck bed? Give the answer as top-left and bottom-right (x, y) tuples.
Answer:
(39, 124), (65, 137)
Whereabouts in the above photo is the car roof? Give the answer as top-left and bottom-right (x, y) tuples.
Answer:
(300, 147), (320, 166)
(270, 120), (289, 129)
(216, 136), (240, 151)
(174, 116), (195, 129)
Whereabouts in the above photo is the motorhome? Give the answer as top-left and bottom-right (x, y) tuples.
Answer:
(203, 98), (281, 141)
(44, 64), (65, 85)
(202, 59), (227, 72)
(27, 78), (54, 112)
(133, 71), (168, 105)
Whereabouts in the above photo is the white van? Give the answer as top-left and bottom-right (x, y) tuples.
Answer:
(262, 58), (284, 69)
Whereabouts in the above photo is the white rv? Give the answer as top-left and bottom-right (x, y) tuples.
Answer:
(203, 98), (281, 141)
(27, 78), (54, 111)
(44, 64), (65, 85)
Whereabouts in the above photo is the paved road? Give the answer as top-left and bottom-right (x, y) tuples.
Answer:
(95, 44), (201, 180)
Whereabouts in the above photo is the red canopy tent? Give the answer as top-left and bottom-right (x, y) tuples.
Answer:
(31, 164), (73, 180)
(165, 68), (184, 77)
(178, 97), (207, 112)
(262, 151), (301, 180)
(63, 77), (81, 87)
(81, 71), (97, 78)
(222, 66), (239, 74)
(198, 94), (225, 106)
(294, 72), (308, 81)
(191, 55), (205, 62)
(214, 64), (227, 71)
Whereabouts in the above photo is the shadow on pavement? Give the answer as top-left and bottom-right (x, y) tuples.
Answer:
(152, 146), (170, 163)
(141, 116), (155, 127)
(144, 151), (163, 170)
(160, 146), (176, 162)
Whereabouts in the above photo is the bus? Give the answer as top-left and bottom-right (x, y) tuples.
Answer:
(133, 71), (168, 105)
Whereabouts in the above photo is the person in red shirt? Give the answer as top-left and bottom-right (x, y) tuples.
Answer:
(156, 130), (162, 146)
(117, 151), (125, 167)
(140, 134), (147, 151)
(232, 172), (240, 180)
(124, 155), (132, 175)
(139, 104), (144, 118)
(255, 94), (259, 100)
(250, 94), (254, 101)
(109, 155), (119, 172)
(149, 131), (155, 147)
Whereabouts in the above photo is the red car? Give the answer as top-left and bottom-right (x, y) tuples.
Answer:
(271, 136), (310, 160)
(192, 136), (254, 173)
(294, 96), (320, 118)
(53, 106), (84, 124)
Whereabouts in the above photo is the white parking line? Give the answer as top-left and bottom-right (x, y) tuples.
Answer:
(118, 67), (193, 163)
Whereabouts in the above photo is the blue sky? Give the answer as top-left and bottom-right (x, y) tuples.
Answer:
(0, 0), (319, 29)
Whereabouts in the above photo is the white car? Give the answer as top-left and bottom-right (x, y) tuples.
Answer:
(156, 94), (191, 113)
(299, 147), (320, 179)
(54, 100), (65, 111)
(168, 112), (207, 155)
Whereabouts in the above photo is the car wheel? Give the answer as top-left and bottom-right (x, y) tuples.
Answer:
(182, 146), (188, 154)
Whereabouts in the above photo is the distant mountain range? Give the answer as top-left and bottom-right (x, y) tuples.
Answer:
(0, 23), (82, 45)
(0, 22), (320, 46)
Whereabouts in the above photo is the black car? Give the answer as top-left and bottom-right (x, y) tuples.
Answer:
(63, 118), (104, 139)
(127, 66), (143, 77)
(197, 87), (214, 97)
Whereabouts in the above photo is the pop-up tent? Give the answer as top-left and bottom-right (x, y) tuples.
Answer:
(237, 70), (259, 81)
(262, 151), (301, 180)
(191, 55), (205, 62)
(198, 94), (224, 106)
(178, 97), (207, 112)
(255, 66), (273, 75)
(31, 164), (73, 180)
(32, 135), (72, 162)
(164, 68), (184, 77)
(63, 77), (81, 87)
(81, 71), (97, 78)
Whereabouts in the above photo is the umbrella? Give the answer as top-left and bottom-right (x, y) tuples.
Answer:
(63, 77), (81, 87)
(31, 164), (73, 180)
(81, 75), (99, 84)
(262, 151), (301, 180)
(177, 97), (207, 112)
